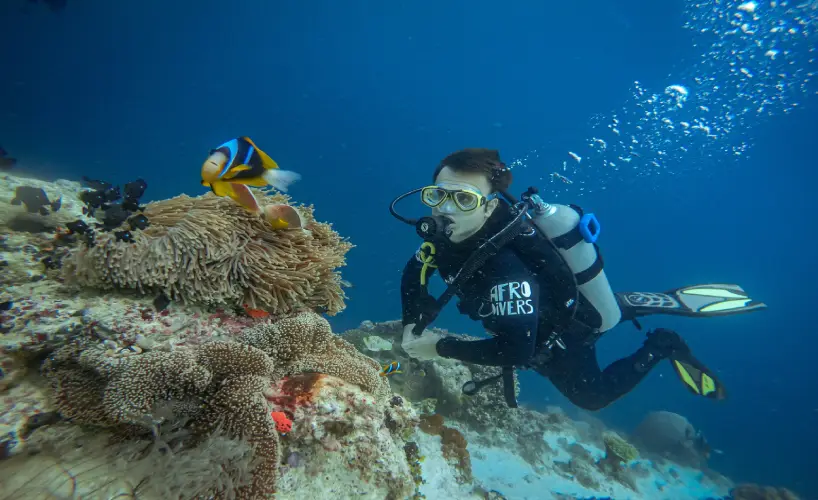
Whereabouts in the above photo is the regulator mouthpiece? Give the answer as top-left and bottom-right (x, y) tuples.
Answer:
(415, 215), (452, 240)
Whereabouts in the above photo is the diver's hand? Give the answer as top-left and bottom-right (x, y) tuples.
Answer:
(402, 330), (444, 361)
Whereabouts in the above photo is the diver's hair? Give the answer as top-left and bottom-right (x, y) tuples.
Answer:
(433, 148), (512, 193)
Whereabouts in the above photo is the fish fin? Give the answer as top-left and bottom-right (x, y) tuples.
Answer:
(221, 164), (252, 179)
(258, 152), (279, 170)
(228, 183), (261, 214)
(236, 176), (271, 187)
(238, 136), (279, 170)
(210, 181), (232, 197)
(267, 218), (290, 230)
(262, 169), (301, 193)
(263, 204), (303, 229)
(10, 197), (21, 206)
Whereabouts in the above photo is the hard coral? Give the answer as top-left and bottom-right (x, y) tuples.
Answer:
(62, 192), (352, 316)
(602, 432), (639, 465)
(598, 432), (640, 491)
(239, 311), (390, 401)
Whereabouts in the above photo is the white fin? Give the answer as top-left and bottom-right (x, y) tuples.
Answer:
(262, 169), (301, 193)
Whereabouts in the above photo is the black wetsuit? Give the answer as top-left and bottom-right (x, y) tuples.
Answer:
(400, 204), (665, 411)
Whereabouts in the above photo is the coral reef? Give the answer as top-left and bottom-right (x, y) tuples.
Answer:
(1, 422), (258, 499)
(730, 483), (801, 500)
(37, 335), (281, 497)
(270, 373), (416, 499)
(631, 410), (711, 467)
(0, 173), (794, 500)
(0, 173), (421, 500)
(239, 311), (391, 401)
(596, 432), (640, 491)
(62, 192), (352, 316)
(418, 413), (473, 484)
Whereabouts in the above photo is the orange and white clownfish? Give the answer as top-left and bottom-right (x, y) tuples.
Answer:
(201, 136), (301, 217)
(379, 361), (402, 377)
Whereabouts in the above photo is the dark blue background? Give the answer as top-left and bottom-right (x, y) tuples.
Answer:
(1, 0), (815, 495)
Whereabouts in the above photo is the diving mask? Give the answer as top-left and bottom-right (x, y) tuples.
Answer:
(420, 185), (491, 212)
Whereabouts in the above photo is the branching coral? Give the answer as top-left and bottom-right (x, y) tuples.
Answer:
(62, 192), (352, 316)
(239, 311), (390, 401)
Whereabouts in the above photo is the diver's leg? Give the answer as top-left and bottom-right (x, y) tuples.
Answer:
(542, 345), (647, 410)
(542, 329), (690, 410)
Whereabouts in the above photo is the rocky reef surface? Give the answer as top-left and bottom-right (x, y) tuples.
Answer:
(0, 172), (802, 500)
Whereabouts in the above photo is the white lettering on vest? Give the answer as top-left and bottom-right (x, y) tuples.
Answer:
(484, 281), (534, 317)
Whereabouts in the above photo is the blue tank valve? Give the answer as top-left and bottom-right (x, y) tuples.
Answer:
(578, 213), (601, 243)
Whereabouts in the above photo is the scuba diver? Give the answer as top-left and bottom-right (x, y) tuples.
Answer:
(391, 148), (766, 410)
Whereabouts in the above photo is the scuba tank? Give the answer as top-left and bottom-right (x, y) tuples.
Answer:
(525, 193), (621, 333)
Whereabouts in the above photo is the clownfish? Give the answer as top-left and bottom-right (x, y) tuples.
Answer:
(201, 136), (301, 216)
(380, 361), (402, 377)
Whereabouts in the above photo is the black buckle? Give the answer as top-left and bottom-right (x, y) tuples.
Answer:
(544, 331), (567, 350)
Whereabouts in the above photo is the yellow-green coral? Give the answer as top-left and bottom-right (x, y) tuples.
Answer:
(603, 432), (639, 463)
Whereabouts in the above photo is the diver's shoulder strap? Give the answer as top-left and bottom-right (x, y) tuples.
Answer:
(508, 226), (579, 328)
(411, 209), (529, 336)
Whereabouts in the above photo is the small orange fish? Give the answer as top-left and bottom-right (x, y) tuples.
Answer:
(243, 304), (270, 319)
(380, 361), (402, 377)
(201, 136), (300, 216)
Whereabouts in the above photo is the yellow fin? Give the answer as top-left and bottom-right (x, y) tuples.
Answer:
(267, 217), (290, 230)
(210, 181), (232, 197)
(257, 149), (279, 170)
(221, 164), (252, 180)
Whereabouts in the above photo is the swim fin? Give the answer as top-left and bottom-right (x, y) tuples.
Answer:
(617, 283), (766, 320)
(670, 350), (727, 400)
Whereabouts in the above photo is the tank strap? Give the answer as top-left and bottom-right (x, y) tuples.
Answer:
(551, 204), (585, 250)
(575, 243), (605, 286)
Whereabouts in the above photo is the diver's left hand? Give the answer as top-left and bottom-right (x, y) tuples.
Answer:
(402, 331), (444, 361)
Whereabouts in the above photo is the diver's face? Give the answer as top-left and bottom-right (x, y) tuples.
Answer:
(432, 166), (498, 243)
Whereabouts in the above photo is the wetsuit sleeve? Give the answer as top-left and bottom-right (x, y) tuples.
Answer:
(400, 250), (439, 326)
(436, 253), (539, 366)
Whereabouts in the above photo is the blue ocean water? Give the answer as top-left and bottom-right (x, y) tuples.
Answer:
(1, 0), (815, 496)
